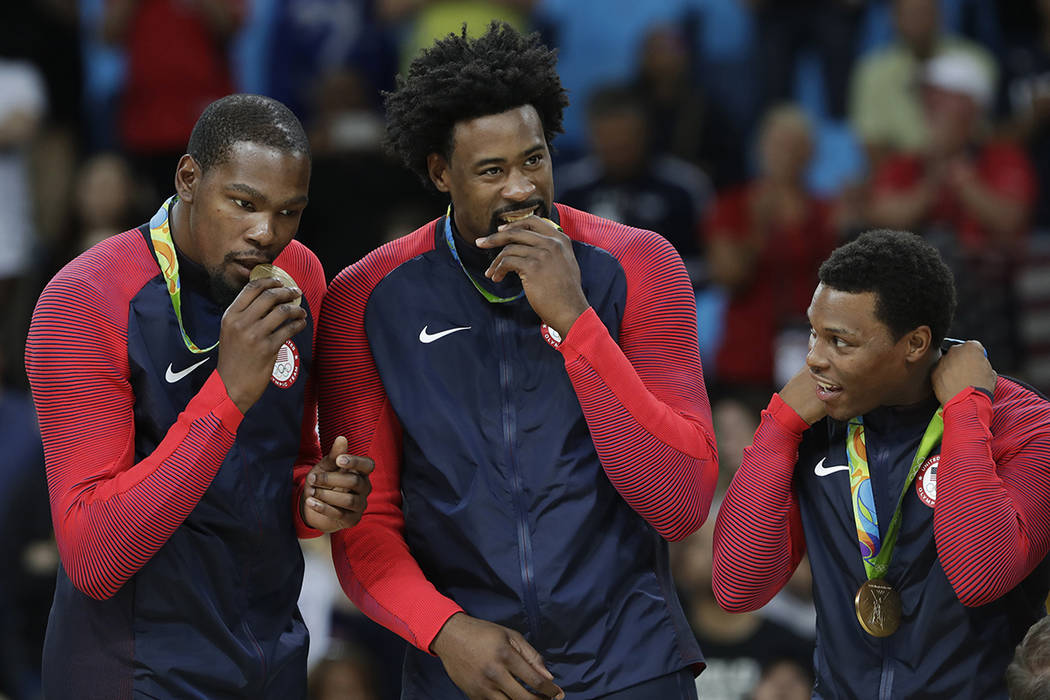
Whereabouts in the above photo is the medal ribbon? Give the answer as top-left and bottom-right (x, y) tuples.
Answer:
(443, 206), (525, 304)
(846, 409), (944, 580)
(149, 195), (218, 354)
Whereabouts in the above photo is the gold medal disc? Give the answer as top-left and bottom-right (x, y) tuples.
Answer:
(250, 263), (301, 307)
(854, 578), (901, 637)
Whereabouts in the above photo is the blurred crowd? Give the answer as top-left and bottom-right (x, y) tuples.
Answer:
(3, 0), (1050, 698)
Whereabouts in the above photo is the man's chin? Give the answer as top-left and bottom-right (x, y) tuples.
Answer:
(209, 274), (242, 308)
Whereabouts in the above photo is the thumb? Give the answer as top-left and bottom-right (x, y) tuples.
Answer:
(508, 636), (553, 681)
(323, 435), (349, 470)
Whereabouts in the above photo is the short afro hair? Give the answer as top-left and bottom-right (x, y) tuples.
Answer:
(187, 94), (310, 173)
(818, 229), (956, 344)
(383, 21), (568, 187)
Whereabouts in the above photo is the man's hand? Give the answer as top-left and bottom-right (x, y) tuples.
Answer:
(779, 367), (827, 426)
(932, 340), (996, 405)
(302, 436), (374, 532)
(477, 217), (589, 338)
(431, 613), (564, 700)
(217, 278), (306, 414)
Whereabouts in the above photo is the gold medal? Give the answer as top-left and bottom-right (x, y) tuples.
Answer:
(854, 578), (901, 637)
(250, 263), (301, 307)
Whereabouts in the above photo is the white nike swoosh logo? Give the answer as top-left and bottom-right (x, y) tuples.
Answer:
(419, 325), (471, 344)
(165, 358), (211, 383)
(814, 457), (851, 477)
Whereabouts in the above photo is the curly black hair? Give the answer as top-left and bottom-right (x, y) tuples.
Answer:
(818, 229), (957, 343)
(383, 21), (569, 187)
(187, 94), (310, 173)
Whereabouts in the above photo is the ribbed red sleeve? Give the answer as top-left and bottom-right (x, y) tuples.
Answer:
(279, 241), (327, 539)
(25, 234), (244, 601)
(933, 382), (1050, 606)
(316, 229), (464, 653)
(556, 223), (718, 541)
(711, 393), (807, 612)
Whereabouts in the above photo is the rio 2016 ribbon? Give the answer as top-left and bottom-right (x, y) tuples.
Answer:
(150, 195), (218, 354)
(846, 410), (944, 581)
(443, 205), (564, 305)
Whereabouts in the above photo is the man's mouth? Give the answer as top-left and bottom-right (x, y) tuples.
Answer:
(498, 206), (538, 224)
(814, 377), (843, 401)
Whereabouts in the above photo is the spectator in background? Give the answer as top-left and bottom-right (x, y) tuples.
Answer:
(867, 50), (1036, 371)
(0, 56), (46, 391)
(0, 348), (52, 700)
(102, 0), (243, 203)
(557, 83), (712, 282)
(265, 0), (397, 126)
(749, 0), (864, 121)
(298, 67), (439, 278)
(1007, 615), (1050, 700)
(705, 104), (838, 392)
(672, 518), (813, 700)
(631, 25), (716, 177)
(849, 0), (996, 167)
(384, 0), (535, 74)
(999, 0), (1050, 231)
(531, 0), (695, 158)
(70, 152), (145, 253)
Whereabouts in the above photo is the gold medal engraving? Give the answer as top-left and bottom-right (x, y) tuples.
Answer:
(854, 578), (901, 637)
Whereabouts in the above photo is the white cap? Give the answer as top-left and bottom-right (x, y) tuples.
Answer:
(922, 51), (994, 109)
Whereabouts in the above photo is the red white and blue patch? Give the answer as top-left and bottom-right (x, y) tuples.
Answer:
(271, 340), (300, 388)
(916, 454), (939, 508)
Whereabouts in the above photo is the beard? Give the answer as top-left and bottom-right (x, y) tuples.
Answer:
(207, 269), (242, 308)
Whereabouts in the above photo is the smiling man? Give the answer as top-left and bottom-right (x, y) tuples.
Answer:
(316, 22), (718, 700)
(25, 94), (373, 699)
(712, 229), (1050, 699)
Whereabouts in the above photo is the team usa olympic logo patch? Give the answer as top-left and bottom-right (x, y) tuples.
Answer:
(271, 340), (300, 388)
(915, 454), (939, 508)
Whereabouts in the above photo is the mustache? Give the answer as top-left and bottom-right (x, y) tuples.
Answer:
(489, 200), (548, 228)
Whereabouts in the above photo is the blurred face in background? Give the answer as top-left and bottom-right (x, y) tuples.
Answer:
(758, 107), (813, 184)
(590, 107), (649, 179)
(923, 85), (980, 156)
(894, 0), (940, 55)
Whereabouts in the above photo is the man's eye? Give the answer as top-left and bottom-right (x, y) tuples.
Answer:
(834, 337), (849, 348)
(234, 199), (253, 210)
(524, 154), (542, 166)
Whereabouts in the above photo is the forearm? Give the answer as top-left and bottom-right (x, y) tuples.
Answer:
(40, 371), (241, 599)
(934, 388), (1050, 606)
(712, 393), (806, 611)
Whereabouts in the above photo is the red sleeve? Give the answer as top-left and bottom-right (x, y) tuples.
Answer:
(712, 393), (808, 612)
(933, 382), (1050, 606)
(278, 241), (327, 538)
(316, 230), (463, 653)
(24, 241), (244, 601)
(556, 228), (718, 541)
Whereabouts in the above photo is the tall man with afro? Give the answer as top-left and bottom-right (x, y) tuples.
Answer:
(713, 230), (1050, 699)
(316, 21), (718, 700)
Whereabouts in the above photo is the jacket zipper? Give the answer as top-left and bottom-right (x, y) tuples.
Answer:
(497, 314), (543, 644)
(878, 638), (893, 700)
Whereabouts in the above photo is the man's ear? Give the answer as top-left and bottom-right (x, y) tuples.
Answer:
(904, 325), (933, 364)
(174, 154), (201, 203)
(427, 153), (451, 193)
